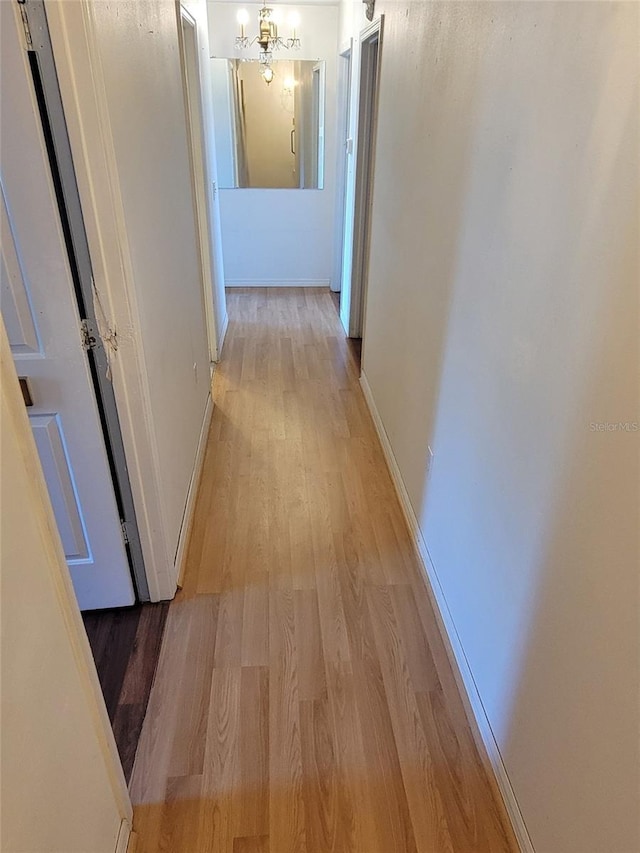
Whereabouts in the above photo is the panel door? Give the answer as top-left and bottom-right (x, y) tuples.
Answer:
(0, 2), (135, 610)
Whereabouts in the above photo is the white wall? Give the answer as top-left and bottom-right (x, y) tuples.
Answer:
(48, 0), (219, 598)
(1, 322), (132, 852)
(208, 1), (339, 286)
(348, 1), (640, 851)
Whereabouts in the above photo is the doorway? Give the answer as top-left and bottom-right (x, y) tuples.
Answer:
(349, 20), (383, 343)
(337, 17), (383, 345)
(333, 45), (352, 301)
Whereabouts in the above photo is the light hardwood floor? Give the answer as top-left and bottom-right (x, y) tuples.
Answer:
(130, 288), (517, 853)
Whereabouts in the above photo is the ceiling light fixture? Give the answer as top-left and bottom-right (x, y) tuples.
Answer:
(236, 4), (302, 65)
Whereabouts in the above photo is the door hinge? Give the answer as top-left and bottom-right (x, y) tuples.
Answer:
(17, 2), (34, 51)
(120, 520), (130, 545)
(80, 318), (99, 351)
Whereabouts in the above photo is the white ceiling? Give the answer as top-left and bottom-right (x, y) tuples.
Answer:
(210, 1), (339, 6)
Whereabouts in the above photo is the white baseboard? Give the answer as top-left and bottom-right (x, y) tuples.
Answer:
(174, 394), (213, 588)
(115, 820), (131, 853)
(359, 370), (534, 853)
(225, 278), (331, 288)
(217, 311), (229, 360)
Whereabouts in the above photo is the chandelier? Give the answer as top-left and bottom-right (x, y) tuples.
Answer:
(236, 5), (301, 66)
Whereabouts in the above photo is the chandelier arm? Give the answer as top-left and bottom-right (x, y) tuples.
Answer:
(236, 5), (302, 55)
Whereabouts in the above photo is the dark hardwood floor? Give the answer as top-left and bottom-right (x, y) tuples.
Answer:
(83, 602), (169, 782)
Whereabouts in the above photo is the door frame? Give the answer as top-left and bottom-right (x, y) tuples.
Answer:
(339, 16), (384, 339)
(349, 16), (383, 340)
(311, 61), (326, 190)
(17, 0), (149, 602)
(178, 5), (218, 367)
(332, 43), (352, 295)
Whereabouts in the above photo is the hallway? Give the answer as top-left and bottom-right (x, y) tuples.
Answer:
(129, 288), (516, 852)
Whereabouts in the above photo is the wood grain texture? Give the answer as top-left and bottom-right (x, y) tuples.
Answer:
(130, 288), (517, 852)
(83, 602), (169, 782)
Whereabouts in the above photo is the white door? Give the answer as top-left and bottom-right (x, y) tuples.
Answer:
(0, 2), (135, 610)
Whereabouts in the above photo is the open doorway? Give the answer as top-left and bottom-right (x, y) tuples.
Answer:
(333, 45), (366, 371)
(337, 17), (383, 361)
(333, 45), (352, 306)
(349, 19), (383, 345)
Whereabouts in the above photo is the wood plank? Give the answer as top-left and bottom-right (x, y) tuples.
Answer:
(341, 575), (419, 853)
(233, 666), (269, 839)
(233, 837), (269, 853)
(214, 589), (245, 668)
(158, 774), (203, 853)
(198, 667), (242, 852)
(82, 605), (141, 720)
(294, 589), (326, 702)
(118, 604), (170, 707)
(111, 702), (141, 783)
(129, 600), (193, 804)
(83, 601), (169, 783)
(366, 584), (453, 851)
(321, 660), (375, 853)
(241, 579), (269, 667)
(390, 584), (441, 695)
(299, 698), (343, 851)
(414, 688), (514, 852)
(169, 595), (219, 777)
(268, 588), (307, 852)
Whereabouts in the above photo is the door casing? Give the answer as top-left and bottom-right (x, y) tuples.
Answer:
(332, 45), (352, 296)
(339, 16), (384, 341)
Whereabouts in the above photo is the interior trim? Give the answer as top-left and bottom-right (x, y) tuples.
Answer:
(225, 279), (332, 288)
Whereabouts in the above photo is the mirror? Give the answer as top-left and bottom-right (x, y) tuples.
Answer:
(211, 59), (325, 190)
